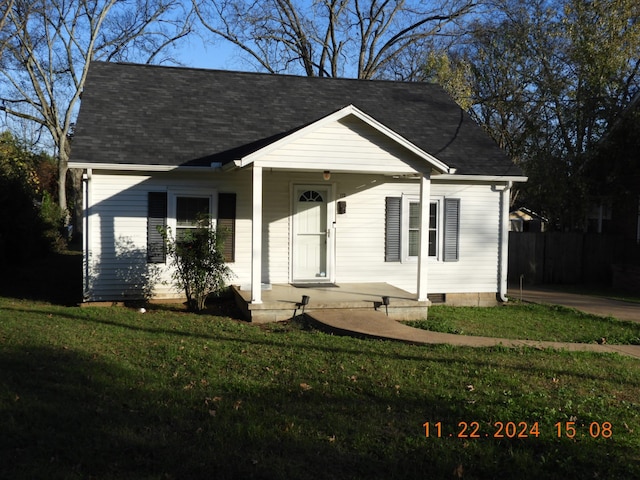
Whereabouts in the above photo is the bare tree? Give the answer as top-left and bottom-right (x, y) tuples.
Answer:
(435, 0), (640, 229)
(0, 0), (194, 215)
(0, 1), (14, 59)
(193, 0), (476, 79)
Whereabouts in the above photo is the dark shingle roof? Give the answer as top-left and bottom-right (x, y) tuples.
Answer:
(71, 62), (522, 176)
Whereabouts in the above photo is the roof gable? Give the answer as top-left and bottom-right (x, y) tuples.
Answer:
(71, 62), (522, 177)
(238, 105), (450, 174)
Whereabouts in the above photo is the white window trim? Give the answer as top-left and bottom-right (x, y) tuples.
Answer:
(401, 194), (443, 263)
(167, 189), (218, 238)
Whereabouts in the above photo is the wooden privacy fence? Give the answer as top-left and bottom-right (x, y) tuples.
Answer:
(508, 232), (640, 286)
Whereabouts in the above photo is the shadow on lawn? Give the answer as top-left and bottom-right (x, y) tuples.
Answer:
(0, 248), (82, 306)
(2, 300), (633, 387)
(1, 344), (638, 479)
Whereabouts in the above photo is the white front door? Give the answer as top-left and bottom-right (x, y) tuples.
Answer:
(292, 186), (331, 282)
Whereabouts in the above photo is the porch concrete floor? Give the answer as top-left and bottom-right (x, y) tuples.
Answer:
(232, 283), (430, 323)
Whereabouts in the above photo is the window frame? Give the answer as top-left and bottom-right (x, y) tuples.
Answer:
(401, 195), (443, 263)
(167, 189), (217, 243)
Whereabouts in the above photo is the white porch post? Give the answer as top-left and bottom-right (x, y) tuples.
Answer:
(498, 182), (512, 302)
(417, 171), (431, 301)
(82, 168), (92, 301)
(251, 165), (263, 304)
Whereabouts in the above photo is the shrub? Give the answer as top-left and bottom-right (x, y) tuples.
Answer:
(159, 219), (233, 312)
(0, 132), (64, 265)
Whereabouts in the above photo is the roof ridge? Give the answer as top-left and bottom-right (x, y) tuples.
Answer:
(89, 60), (440, 87)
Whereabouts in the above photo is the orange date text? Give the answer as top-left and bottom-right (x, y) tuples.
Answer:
(423, 421), (613, 439)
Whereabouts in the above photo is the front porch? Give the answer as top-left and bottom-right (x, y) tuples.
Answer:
(231, 282), (430, 323)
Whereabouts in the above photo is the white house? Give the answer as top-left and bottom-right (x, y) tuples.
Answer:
(70, 62), (526, 321)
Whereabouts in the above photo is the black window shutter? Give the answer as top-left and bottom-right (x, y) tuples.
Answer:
(147, 192), (167, 263)
(217, 193), (236, 262)
(385, 197), (401, 262)
(443, 198), (460, 262)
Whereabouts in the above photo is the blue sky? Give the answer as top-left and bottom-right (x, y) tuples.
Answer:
(174, 35), (253, 72)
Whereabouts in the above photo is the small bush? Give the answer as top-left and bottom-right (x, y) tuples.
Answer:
(0, 133), (67, 265)
(160, 219), (233, 312)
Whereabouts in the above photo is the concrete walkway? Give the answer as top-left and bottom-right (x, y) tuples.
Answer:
(306, 289), (640, 359)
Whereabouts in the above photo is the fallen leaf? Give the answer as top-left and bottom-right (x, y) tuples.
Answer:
(300, 383), (312, 391)
(466, 384), (474, 392)
(233, 400), (243, 410)
(453, 464), (464, 478)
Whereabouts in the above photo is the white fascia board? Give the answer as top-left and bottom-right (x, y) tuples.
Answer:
(433, 174), (528, 183)
(237, 104), (451, 174)
(255, 161), (418, 174)
(68, 162), (222, 173)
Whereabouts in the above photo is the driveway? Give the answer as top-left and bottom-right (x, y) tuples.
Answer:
(509, 286), (640, 323)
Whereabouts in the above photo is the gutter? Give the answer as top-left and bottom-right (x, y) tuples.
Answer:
(68, 162), (224, 173)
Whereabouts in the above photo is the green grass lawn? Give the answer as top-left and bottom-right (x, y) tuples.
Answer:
(406, 303), (640, 344)
(1, 296), (639, 479)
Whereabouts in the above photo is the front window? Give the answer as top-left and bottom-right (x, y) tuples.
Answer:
(404, 196), (440, 260)
(428, 202), (438, 257)
(175, 196), (211, 241)
(408, 202), (420, 257)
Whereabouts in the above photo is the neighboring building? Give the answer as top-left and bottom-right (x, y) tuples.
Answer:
(70, 62), (526, 320)
(510, 207), (548, 233)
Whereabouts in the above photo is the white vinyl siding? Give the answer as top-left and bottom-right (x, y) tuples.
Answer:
(256, 116), (428, 174)
(85, 171), (252, 301)
(332, 176), (501, 294)
(85, 171), (503, 301)
(429, 183), (499, 293)
(80, 92), (514, 304)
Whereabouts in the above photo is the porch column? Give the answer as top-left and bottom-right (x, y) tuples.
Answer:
(417, 171), (431, 301)
(498, 182), (512, 302)
(251, 165), (263, 304)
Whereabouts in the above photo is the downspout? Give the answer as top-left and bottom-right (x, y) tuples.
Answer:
(82, 169), (92, 301)
(498, 182), (512, 302)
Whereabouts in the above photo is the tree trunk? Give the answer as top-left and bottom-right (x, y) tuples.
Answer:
(70, 168), (84, 238)
(58, 146), (69, 221)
